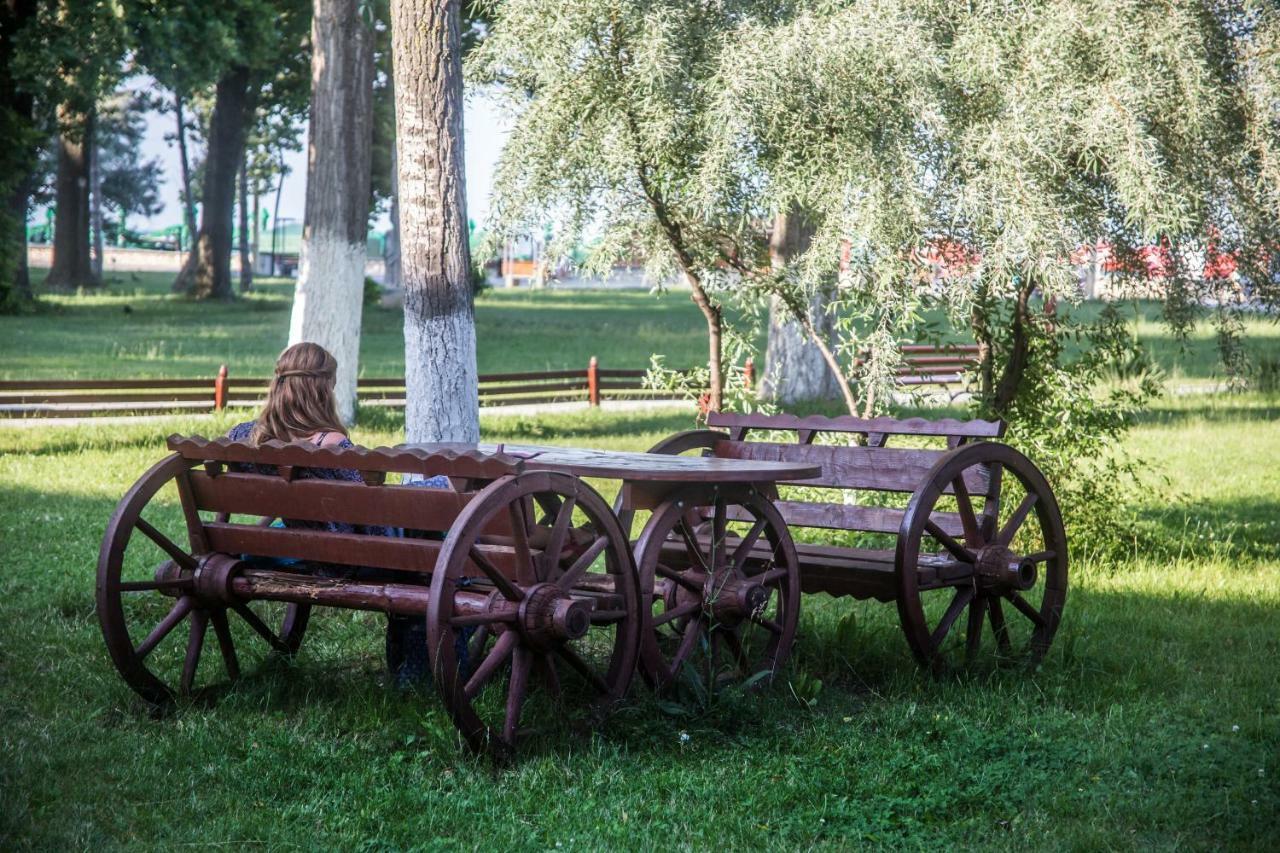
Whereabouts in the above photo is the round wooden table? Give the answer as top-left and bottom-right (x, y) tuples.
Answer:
(415, 441), (821, 690)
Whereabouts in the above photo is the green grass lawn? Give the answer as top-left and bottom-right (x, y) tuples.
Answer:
(1, 278), (1278, 848)
(4, 268), (1278, 384)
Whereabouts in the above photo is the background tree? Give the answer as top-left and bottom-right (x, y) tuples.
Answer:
(472, 0), (773, 412)
(97, 91), (165, 241)
(392, 0), (478, 443)
(131, 0), (310, 299)
(0, 0), (38, 310)
(287, 0), (375, 425)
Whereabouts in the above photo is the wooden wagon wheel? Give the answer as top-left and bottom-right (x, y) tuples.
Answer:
(97, 453), (309, 707)
(427, 471), (640, 757)
(896, 442), (1067, 672)
(632, 487), (801, 692)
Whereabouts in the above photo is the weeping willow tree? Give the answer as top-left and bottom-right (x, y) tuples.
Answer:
(469, 0), (782, 411)
(705, 0), (1280, 416)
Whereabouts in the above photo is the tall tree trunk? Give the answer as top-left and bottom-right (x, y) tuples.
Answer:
(392, 0), (478, 444)
(238, 152), (252, 292)
(761, 211), (840, 405)
(175, 66), (256, 299)
(251, 190), (260, 277)
(45, 103), (97, 290)
(271, 148), (285, 275)
(684, 270), (724, 411)
(289, 0), (375, 425)
(1, 0), (36, 308)
(90, 129), (103, 280)
(172, 90), (196, 285)
(385, 142), (401, 289)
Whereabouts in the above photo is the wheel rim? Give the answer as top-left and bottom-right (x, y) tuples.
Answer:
(633, 488), (800, 692)
(895, 443), (1068, 671)
(97, 453), (310, 706)
(428, 472), (640, 756)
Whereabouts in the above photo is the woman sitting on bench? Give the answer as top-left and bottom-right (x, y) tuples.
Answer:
(226, 341), (448, 688)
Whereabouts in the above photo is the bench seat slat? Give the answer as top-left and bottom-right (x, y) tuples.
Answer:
(202, 522), (528, 577)
(725, 501), (965, 537)
(187, 471), (473, 531)
(706, 412), (1004, 439)
(712, 440), (992, 495)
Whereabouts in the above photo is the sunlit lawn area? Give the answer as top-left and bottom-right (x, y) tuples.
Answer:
(1, 279), (1277, 848)
(3, 269), (1278, 385)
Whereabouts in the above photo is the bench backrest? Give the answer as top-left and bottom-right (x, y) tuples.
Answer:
(166, 435), (529, 577)
(704, 413), (1005, 537)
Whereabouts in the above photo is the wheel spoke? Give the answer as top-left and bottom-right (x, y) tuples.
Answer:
(468, 545), (524, 602)
(467, 624), (492, 663)
(753, 616), (783, 635)
(988, 596), (1012, 653)
(751, 567), (788, 587)
(179, 609), (209, 694)
(997, 493), (1039, 549)
(463, 630), (517, 699)
(118, 577), (192, 593)
(135, 596), (194, 659)
(450, 610), (517, 628)
(209, 609), (240, 681)
(656, 563), (703, 592)
(1005, 591), (1047, 628)
(536, 653), (562, 700)
(965, 594), (986, 660)
(952, 476), (981, 545)
(503, 646), (532, 744)
(231, 602), (290, 653)
(539, 495), (578, 577)
(731, 519), (767, 571)
(508, 501), (536, 584)
(555, 536), (609, 592)
(925, 520), (976, 564)
(675, 518), (709, 573)
(669, 614), (705, 674)
(722, 628), (748, 669)
(981, 462), (1004, 538)
(554, 643), (610, 694)
(930, 587), (976, 650)
(135, 518), (198, 571)
(710, 499), (727, 572)
(653, 600), (700, 627)
(1022, 549), (1056, 564)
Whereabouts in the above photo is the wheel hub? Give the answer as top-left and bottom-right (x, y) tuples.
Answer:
(707, 575), (769, 624)
(517, 582), (592, 648)
(973, 545), (1036, 591)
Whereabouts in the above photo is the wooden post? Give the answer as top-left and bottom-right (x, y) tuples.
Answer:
(214, 364), (228, 411)
(587, 356), (600, 406)
(743, 357), (756, 388)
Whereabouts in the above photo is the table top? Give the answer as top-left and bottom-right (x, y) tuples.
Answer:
(408, 442), (822, 484)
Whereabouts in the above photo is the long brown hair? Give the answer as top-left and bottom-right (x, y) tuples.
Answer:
(250, 342), (347, 444)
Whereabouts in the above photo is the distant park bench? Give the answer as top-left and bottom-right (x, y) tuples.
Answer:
(859, 343), (980, 387)
(0, 358), (667, 419)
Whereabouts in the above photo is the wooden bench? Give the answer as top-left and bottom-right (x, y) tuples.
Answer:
(643, 411), (1068, 669)
(854, 343), (980, 387)
(97, 436), (642, 756)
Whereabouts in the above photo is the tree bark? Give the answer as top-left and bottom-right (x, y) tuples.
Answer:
(45, 103), (97, 290)
(392, 0), (478, 444)
(239, 150), (252, 292)
(761, 211), (840, 405)
(1, 0), (36, 307)
(385, 142), (401, 289)
(174, 90), (196, 270)
(289, 0), (375, 425)
(174, 66), (256, 299)
(90, 128), (103, 280)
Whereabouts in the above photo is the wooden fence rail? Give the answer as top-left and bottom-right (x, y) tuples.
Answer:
(0, 344), (978, 420)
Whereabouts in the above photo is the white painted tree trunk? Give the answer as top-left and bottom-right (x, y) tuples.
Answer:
(760, 212), (839, 404)
(392, 0), (479, 444)
(90, 131), (103, 280)
(289, 0), (376, 425)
